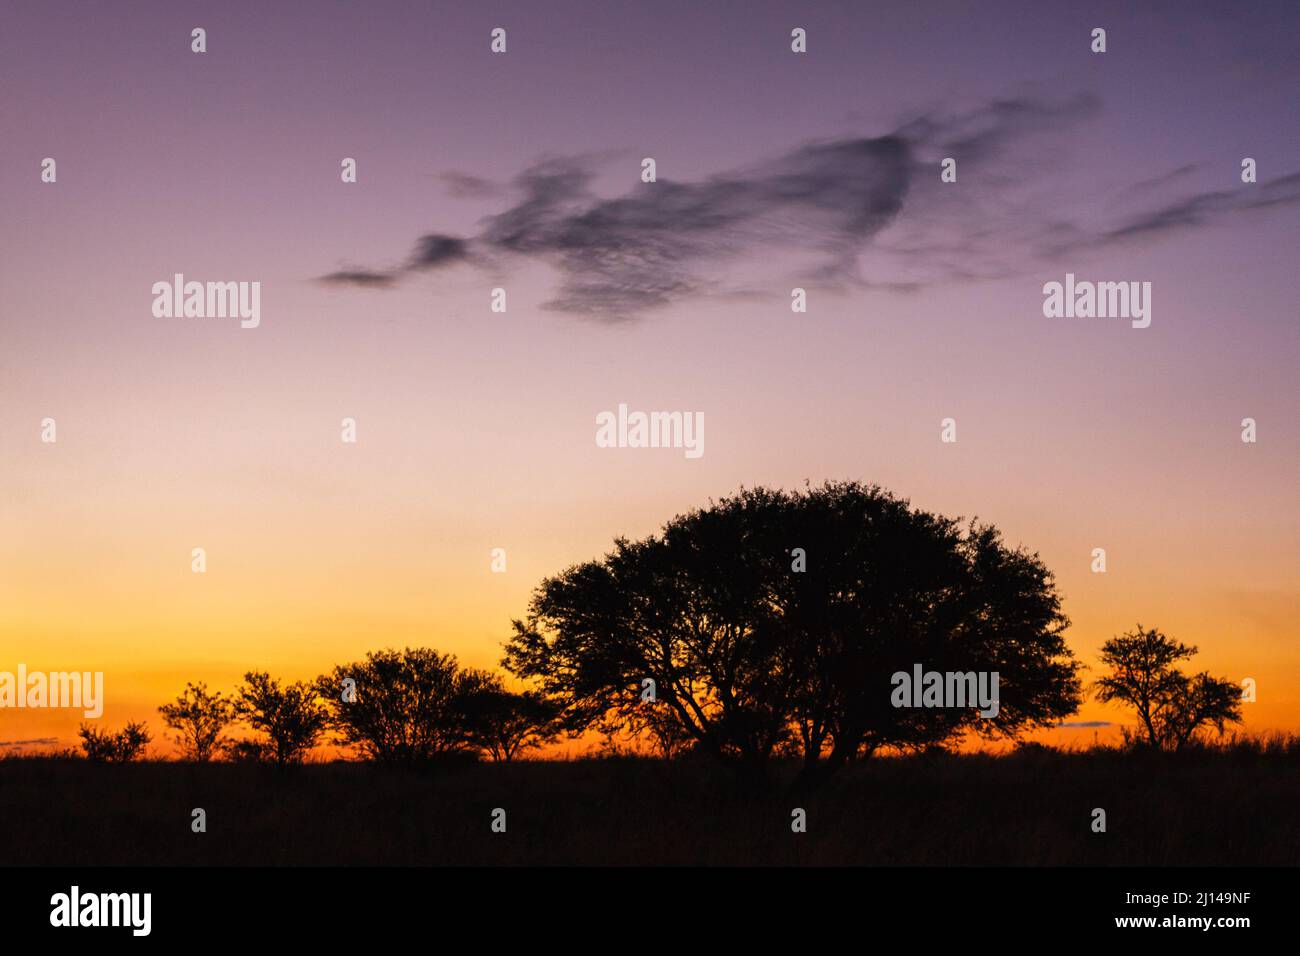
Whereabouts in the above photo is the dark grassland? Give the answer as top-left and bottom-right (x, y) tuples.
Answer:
(2, 744), (1297, 866)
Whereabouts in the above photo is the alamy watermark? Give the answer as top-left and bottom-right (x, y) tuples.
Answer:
(0, 665), (103, 718)
(50, 886), (151, 936)
(152, 273), (260, 329)
(595, 403), (704, 459)
(891, 664), (1000, 718)
(1042, 273), (1151, 329)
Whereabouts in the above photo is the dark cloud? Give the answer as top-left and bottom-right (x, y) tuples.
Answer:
(319, 95), (1300, 321)
(479, 137), (913, 319)
(1100, 171), (1300, 244)
(319, 234), (471, 291)
(438, 171), (504, 199)
(319, 269), (397, 289)
(1111, 163), (1200, 201)
(0, 737), (59, 747)
(408, 234), (470, 269)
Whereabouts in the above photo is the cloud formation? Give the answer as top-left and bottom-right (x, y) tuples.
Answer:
(319, 95), (1300, 321)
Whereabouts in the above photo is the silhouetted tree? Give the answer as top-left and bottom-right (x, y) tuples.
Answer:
(504, 482), (1082, 782)
(622, 695), (698, 759)
(461, 677), (562, 761)
(505, 487), (798, 773)
(158, 681), (234, 761)
(78, 721), (151, 762)
(234, 671), (328, 766)
(316, 648), (485, 763)
(225, 739), (272, 764)
(1095, 625), (1243, 751)
(779, 483), (1082, 781)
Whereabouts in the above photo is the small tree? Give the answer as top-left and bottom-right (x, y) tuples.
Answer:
(622, 696), (697, 759)
(225, 739), (271, 764)
(1095, 625), (1243, 751)
(158, 681), (234, 762)
(316, 648), (484, 763)
(234, 671), (328, 766)
(462, 678), (562, 762)
(1159, 672), (1245, 751)
(78, 721), (151, 762)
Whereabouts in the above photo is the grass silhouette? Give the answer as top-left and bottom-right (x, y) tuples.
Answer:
(2, 736), (1296, 866)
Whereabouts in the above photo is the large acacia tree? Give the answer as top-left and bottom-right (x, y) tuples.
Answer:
(504, 482), (1082, 781)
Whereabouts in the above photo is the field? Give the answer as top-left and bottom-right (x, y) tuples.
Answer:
(3, 742), (1297, 866)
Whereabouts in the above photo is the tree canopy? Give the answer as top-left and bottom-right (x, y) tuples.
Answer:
(158, 681), (234, 762)
(504, 481), (1083, 780)
(1095, 625), (1243, 750)
(317, 648), (496, 763)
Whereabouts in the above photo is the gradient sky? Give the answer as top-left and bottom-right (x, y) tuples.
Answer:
(2, 0), (1298, 753)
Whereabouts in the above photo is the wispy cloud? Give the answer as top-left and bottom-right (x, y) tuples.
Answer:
(318, 94), (1300, 321)
(1098, 172), (1300, 244)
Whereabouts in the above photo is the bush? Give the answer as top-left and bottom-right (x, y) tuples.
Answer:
(78, 722), (151, 762)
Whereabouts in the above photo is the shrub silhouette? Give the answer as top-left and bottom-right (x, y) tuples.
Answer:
(224, 739), (273, 763)
(234, 671), (328, 767)
(504, 481), (1082, 782)
(158, 681), (234, 762)
(1095, 625), (1243, 751)
(316, 648), (487, 763)
(460, 677), (562, 761)
(78, 721), (151, 762)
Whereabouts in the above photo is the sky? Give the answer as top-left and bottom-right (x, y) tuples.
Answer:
(1, 0), (1298, 753)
